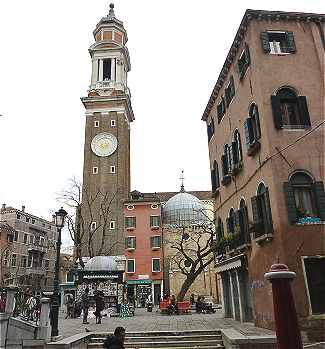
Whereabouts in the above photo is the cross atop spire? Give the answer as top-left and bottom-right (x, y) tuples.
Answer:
(180, 170), (185, 193)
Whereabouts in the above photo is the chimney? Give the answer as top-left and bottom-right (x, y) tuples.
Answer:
(1, 203), (6, 211)
(22, 205), (25, 212)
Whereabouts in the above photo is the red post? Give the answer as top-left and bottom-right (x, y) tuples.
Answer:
(264, 263), (303, 349)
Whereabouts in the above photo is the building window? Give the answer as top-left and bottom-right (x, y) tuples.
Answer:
(225, 76), (235, 107)
(261, 31), (296, 54)
(44, 259), (50, 270)
(127, 205), (134, 210)
(271, 88), (311, 129)
(211, 160), (220, 193)
(110, 166), (116, 174)
(103, 59), (112, 80)
(29, 235), (34, 245)
(244, 103), (261, 156)
(304, 257), (325, 315)
(226, 208), (235, 235)
(31, 219), (35, 224)
(23, 233), (28, 244)
(207, 118), (215, 142)
(284, 172), (325, 224)
(94, 120), (99, 127)
(217, 97), (226, 124)
(91, 222), (97, 231)
(92, 167), (98, 174)
(238, 199), (250, 244)
(125, 236), (136, 249)
(27, 254), (33, 268)
(3, 251), (9, 266)
(111, 120), (116, 127)
(11, 254), (17, 267)
(16, 213), (21, 219)
(150, 235), (161, 249)
(251, 184), (273, 238)
(152, 258), (161, 272)
(13, 230), (19, 242)
(127, 259), (135, 273)
(125, 216), (136, 229)
(110, 221), (115, 229)
(26, 217), (30, 223)
(237, 44), (250, 79)
(150, 216), (160, 228)
(221, 144), (232, 185)
(232, 130), (243, 173)
(21, 255), (27, 268)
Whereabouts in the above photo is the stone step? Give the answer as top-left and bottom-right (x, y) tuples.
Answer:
(90, 335), (222, 343)
(88, 340), (224, 348)
(91, 330), (221, 338)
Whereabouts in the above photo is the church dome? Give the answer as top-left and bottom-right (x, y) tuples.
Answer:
(84, 256), (118, 272)
(162, 191), (208, 227)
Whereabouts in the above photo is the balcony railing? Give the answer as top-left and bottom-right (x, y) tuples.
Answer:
(88, 80), (131, 96)
(28, 243), (47, 253)
(215, 232), (251, 256)
(25, 267), (46, 275)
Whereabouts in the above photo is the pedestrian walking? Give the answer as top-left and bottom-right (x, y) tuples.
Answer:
(65, 294), (74, 319)
(81, 287), (90, 324)
(94, 290), (105, 324)
(103, 326), (126, 349)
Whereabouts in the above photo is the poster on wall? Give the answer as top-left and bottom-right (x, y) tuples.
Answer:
(77, 281), (118, 299)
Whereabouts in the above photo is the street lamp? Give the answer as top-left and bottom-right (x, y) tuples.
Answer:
(51, 207), (67, 338)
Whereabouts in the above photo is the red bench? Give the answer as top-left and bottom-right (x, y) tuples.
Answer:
(177, 301), (191, 314)
(159, 301), (169, 313)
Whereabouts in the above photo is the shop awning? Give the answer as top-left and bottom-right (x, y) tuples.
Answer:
(126, 279), (152, 285)
(215, 254), (244, 273)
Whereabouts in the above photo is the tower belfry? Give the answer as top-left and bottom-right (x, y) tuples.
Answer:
(80, 4), (134, 257)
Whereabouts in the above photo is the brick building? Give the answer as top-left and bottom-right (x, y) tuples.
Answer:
(202, 9), (325, 341)
(0, 204), (58, 290)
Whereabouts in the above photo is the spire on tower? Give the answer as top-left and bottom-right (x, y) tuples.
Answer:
(180, 170), (185, 193)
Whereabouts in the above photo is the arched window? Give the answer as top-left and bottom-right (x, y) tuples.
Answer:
(271, 87), (311, 129)
(216, 217), (224, 238)
(227, 208), (235, 235)
(239, 199), (250, 243)
(221, 145), (232, 185)
(284, 172), (325, 224)
(233, 129), (243, 165)
(244, 103), (261, 156)
(251, 183), (273, 237)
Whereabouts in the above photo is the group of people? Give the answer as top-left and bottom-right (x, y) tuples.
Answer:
(79, 287), (105, 324)
(194, 295), (216, 314)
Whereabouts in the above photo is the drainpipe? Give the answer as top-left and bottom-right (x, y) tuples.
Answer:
(264, 264), (303, 349)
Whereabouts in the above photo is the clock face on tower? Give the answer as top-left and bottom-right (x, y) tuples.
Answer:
(91, 132), (118, 157)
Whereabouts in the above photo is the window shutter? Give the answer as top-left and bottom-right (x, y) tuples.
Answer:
(245, 43), (251, 66)
(134, 237), (136, 249)
(226, 217), (231, 235)
(298, 96), (311, 127)
(283, 182), (298, 224)
(253, 106), (262, 140)
(244, 118), (254, 147)
(228, 144), (233, 172)
(232, 141), (239, 165)
(150, 236), (153, 248)
(215, 163), (220, 189)
(251, 196), (262, 227)
(264, 188), (274, 234)
(125, 238), (128, 248)
(211, 168), (217, 192)
(260, 32), (270, 53)
(285, 32), (296, 53)
(234, 210), (241, 235)
(312, 181), (325, 221)
(221, 154), (228, 176)
(271, 95), (283, 129)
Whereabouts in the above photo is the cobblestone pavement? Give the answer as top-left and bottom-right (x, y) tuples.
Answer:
(58, 307), (275, 339)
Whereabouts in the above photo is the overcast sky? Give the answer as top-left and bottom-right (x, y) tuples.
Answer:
(0, 0), (323, 248)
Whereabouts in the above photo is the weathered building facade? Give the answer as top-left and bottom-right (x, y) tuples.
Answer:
(0, 204), (57, 290)
(203, 9), (325, 341)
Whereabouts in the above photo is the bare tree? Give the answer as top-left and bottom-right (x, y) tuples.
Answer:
(57, 177), (118, 267)
(164, 219), (218, 301)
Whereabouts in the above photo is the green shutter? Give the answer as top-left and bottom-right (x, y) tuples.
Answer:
(244, 118), (254, 147)
(221, 154), (228, 176)
(298, 96), (311, 127)
(264, 188), (274, 234)
(211, 168), (216, 192)
(251, 196), (262, 231)
(215, 163), (220, 189)
(226, 217), (231, 235)
(313, 181), (325, 221)
(271, 95), (283, 129)
(232, 141), (239, 165)
(245, 43), (251, 66)
(234, 210), (241, 235)
(253, 106), (261, 140)
(125, 237), (128, 248)
(260, 32), (270, 53)
(283, 182), (298, 224)
(285, 31), (296, 53)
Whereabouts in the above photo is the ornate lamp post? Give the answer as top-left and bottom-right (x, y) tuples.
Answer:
(51, 207), (67, 338)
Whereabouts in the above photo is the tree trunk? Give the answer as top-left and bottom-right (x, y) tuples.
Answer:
(177, 275), (196, 301)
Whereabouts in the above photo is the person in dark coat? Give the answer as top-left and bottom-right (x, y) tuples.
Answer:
(81, 287), (90, 324)
(94, 290), (105, 324)
(103, 326), (126, 349)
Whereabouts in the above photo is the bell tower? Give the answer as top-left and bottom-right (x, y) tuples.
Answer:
(80, 4), (134, 257)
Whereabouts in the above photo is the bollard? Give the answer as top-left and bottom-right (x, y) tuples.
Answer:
(265, 263), (303, 349)
(39, 297), (51, 341)
(5, 285), (18, 314)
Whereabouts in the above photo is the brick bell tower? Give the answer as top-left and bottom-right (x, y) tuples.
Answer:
(80, 4), (134, 257)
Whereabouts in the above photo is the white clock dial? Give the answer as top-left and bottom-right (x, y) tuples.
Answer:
(91, 133), (118, 157)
